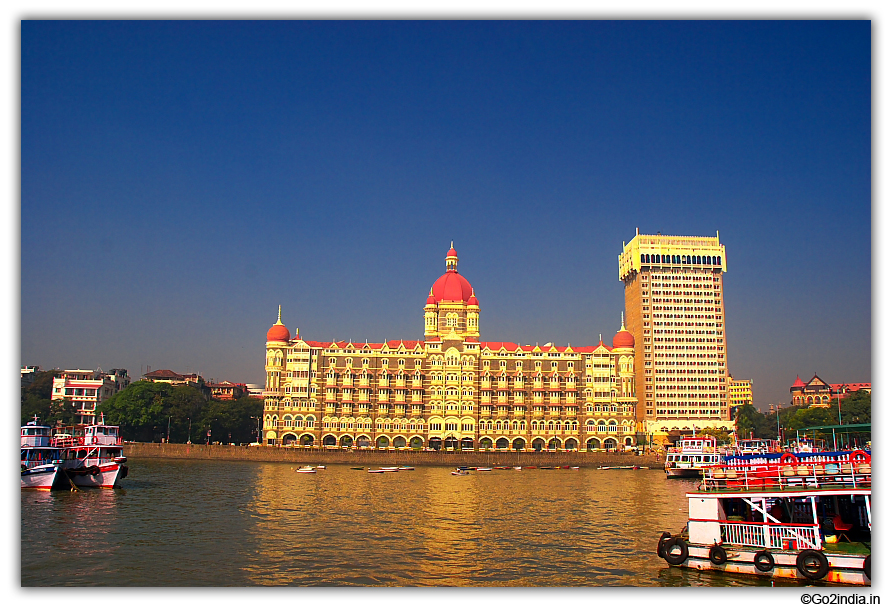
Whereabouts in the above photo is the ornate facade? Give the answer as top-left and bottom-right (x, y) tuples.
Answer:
(263, 246), (638, 451)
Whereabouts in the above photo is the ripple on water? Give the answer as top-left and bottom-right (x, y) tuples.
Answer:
(23, 460), (772, 587)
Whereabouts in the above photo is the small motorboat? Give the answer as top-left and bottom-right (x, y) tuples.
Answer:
(350, 467), (365, 470)
(316, 465), (326, 470)
(513, 466), (523, 471)
(398, 466), (414, 471)
(451, 469), (469, 476)
(475, 467), (492, 471)
(367, 469), (386, 474)
(295, 466), (316, 474)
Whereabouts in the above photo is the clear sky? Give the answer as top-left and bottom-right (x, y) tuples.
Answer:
(20, 20), (870, 408)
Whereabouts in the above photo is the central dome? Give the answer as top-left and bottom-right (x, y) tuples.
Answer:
(429, 243), (475, 303)
(431, 271), (474, 303)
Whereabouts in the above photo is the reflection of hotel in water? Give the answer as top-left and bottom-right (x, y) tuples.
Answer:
(263, 245), (637, 450)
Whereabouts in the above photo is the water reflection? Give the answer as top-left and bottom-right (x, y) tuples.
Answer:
(23, 459), (775, 586)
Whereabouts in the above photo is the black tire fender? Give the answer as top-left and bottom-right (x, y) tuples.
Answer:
(754, 550), (775, 572)
(657, 532), (672, 558)
(709, 545), (728, 566)
(796, 550), (830, 580)
(663, 537), (689, 566)
(863, 555), (871, 581)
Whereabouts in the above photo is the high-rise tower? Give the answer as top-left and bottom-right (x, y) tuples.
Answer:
(618, 230), (733, 437)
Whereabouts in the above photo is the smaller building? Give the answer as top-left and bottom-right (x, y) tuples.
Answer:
(207, 381), (247, 400)
(142, 369), (204, 386)
(51, 368), (131, 425)
(791, 374), (871, 407)
(727, 377), (753, 408)
(21, 365), (41, 387)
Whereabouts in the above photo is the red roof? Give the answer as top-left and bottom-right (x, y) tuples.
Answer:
(792, 375), (806, 388)
(431, 271), (474, 303)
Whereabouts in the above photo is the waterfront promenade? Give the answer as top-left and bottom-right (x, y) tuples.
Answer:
(127, 442), (665, 468)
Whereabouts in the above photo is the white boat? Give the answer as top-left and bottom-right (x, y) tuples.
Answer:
(657, 450), (871, 585)
(665, 436), (723, 478)
(475, 467), (492, 471)
(398, 466), (414, 471)
(295, 466), (317, 473)
(21, 418), (65, 490)
(513, 466), (523, 470)
(367, 469), (386, 474)
(54, 415), (128, 488)
(451, 469), (469, 476)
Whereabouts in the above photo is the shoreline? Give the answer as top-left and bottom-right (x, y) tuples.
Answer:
(126, 442), (666, 468)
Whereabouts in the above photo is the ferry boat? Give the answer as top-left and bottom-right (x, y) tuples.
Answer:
(657, 450), (871, 585)
(664, 436), (723, 478)
(731, 438), (781, 455)
(53, 415), (128, 488)
(21, 418), (65, 490)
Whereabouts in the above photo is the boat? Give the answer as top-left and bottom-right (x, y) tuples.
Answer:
(398, 466), (414, 471)
(21, 418), (66, 490)
(493, 466), (511, 470)
(598, 465), (640, 470)
(665, 436), (723, 478)
(513, 466), (523, 470)
(350, 466), (365, 470)
(475, 467), (492, 471)
(367, 469), (386, 473)
(295, 466), (317, 473)
(656, 450), (871, 585)
(316, 465), (326, 470)
(451, 468), (469, 476)
(54, 414), (129, 488)
(732, 437), (781, 456)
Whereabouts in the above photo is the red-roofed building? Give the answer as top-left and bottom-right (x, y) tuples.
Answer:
(262, 245), (638, 451)
(791, 374), (871, 407)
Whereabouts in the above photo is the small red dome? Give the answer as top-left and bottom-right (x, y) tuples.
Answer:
(267, 323), (290, 342)
(431, 272), (474, 303)
(613, 328), (634, 349)
(446, 246), (458, 258)
(468, 289), (479, 306)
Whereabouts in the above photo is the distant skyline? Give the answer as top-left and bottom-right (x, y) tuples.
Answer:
(20, 20), (870, 410)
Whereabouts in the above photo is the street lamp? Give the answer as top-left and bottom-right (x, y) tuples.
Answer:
(187, 417), (192, 444)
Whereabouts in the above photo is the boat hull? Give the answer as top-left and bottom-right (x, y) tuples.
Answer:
(64, 462), (126, 488)
(669, 544), (870, 586)
(21, 464), (63, 490)
(666, 467), (702, 478)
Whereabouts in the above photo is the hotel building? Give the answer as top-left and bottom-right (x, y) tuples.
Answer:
(618, 231), (734, 438)
(728, 377), (754, 408)
(263, 246), (638, 450)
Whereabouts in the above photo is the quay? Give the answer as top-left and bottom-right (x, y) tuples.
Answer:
(126, 442), (665, 468)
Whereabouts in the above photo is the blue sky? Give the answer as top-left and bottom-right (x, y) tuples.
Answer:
(19, 20), (870, 408)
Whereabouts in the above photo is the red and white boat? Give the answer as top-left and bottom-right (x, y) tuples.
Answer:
(54, 415), (128, 488)
(657, 450), (871, 585)
(21, 418), (65, 490)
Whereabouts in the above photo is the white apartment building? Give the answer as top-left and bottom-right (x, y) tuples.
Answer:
(51, 368), (131, 425)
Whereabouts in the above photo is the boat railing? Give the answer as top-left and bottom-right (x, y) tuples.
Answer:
(52, 436), (82, 448)
(691, 518), (823, 550)
(702, 457), (871, 491)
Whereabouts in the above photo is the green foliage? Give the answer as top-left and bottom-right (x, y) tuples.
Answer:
(97, 381), (262, 443)
(20, 370), (74, 426)
(699, 427), (732, 444)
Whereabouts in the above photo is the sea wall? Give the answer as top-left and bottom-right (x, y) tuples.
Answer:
(125, 442), (664, 468)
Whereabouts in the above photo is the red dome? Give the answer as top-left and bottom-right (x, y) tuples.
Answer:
(467, 289), (479, 306)
(431, 271), (474, 303)
(267, 323), (290, 342)
(613, 328), (634, 349)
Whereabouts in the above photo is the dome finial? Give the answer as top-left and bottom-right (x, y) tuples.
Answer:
(445, 242), (458, 272)
(277, 304), (282, 324)
(620, 311), (625, 330)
